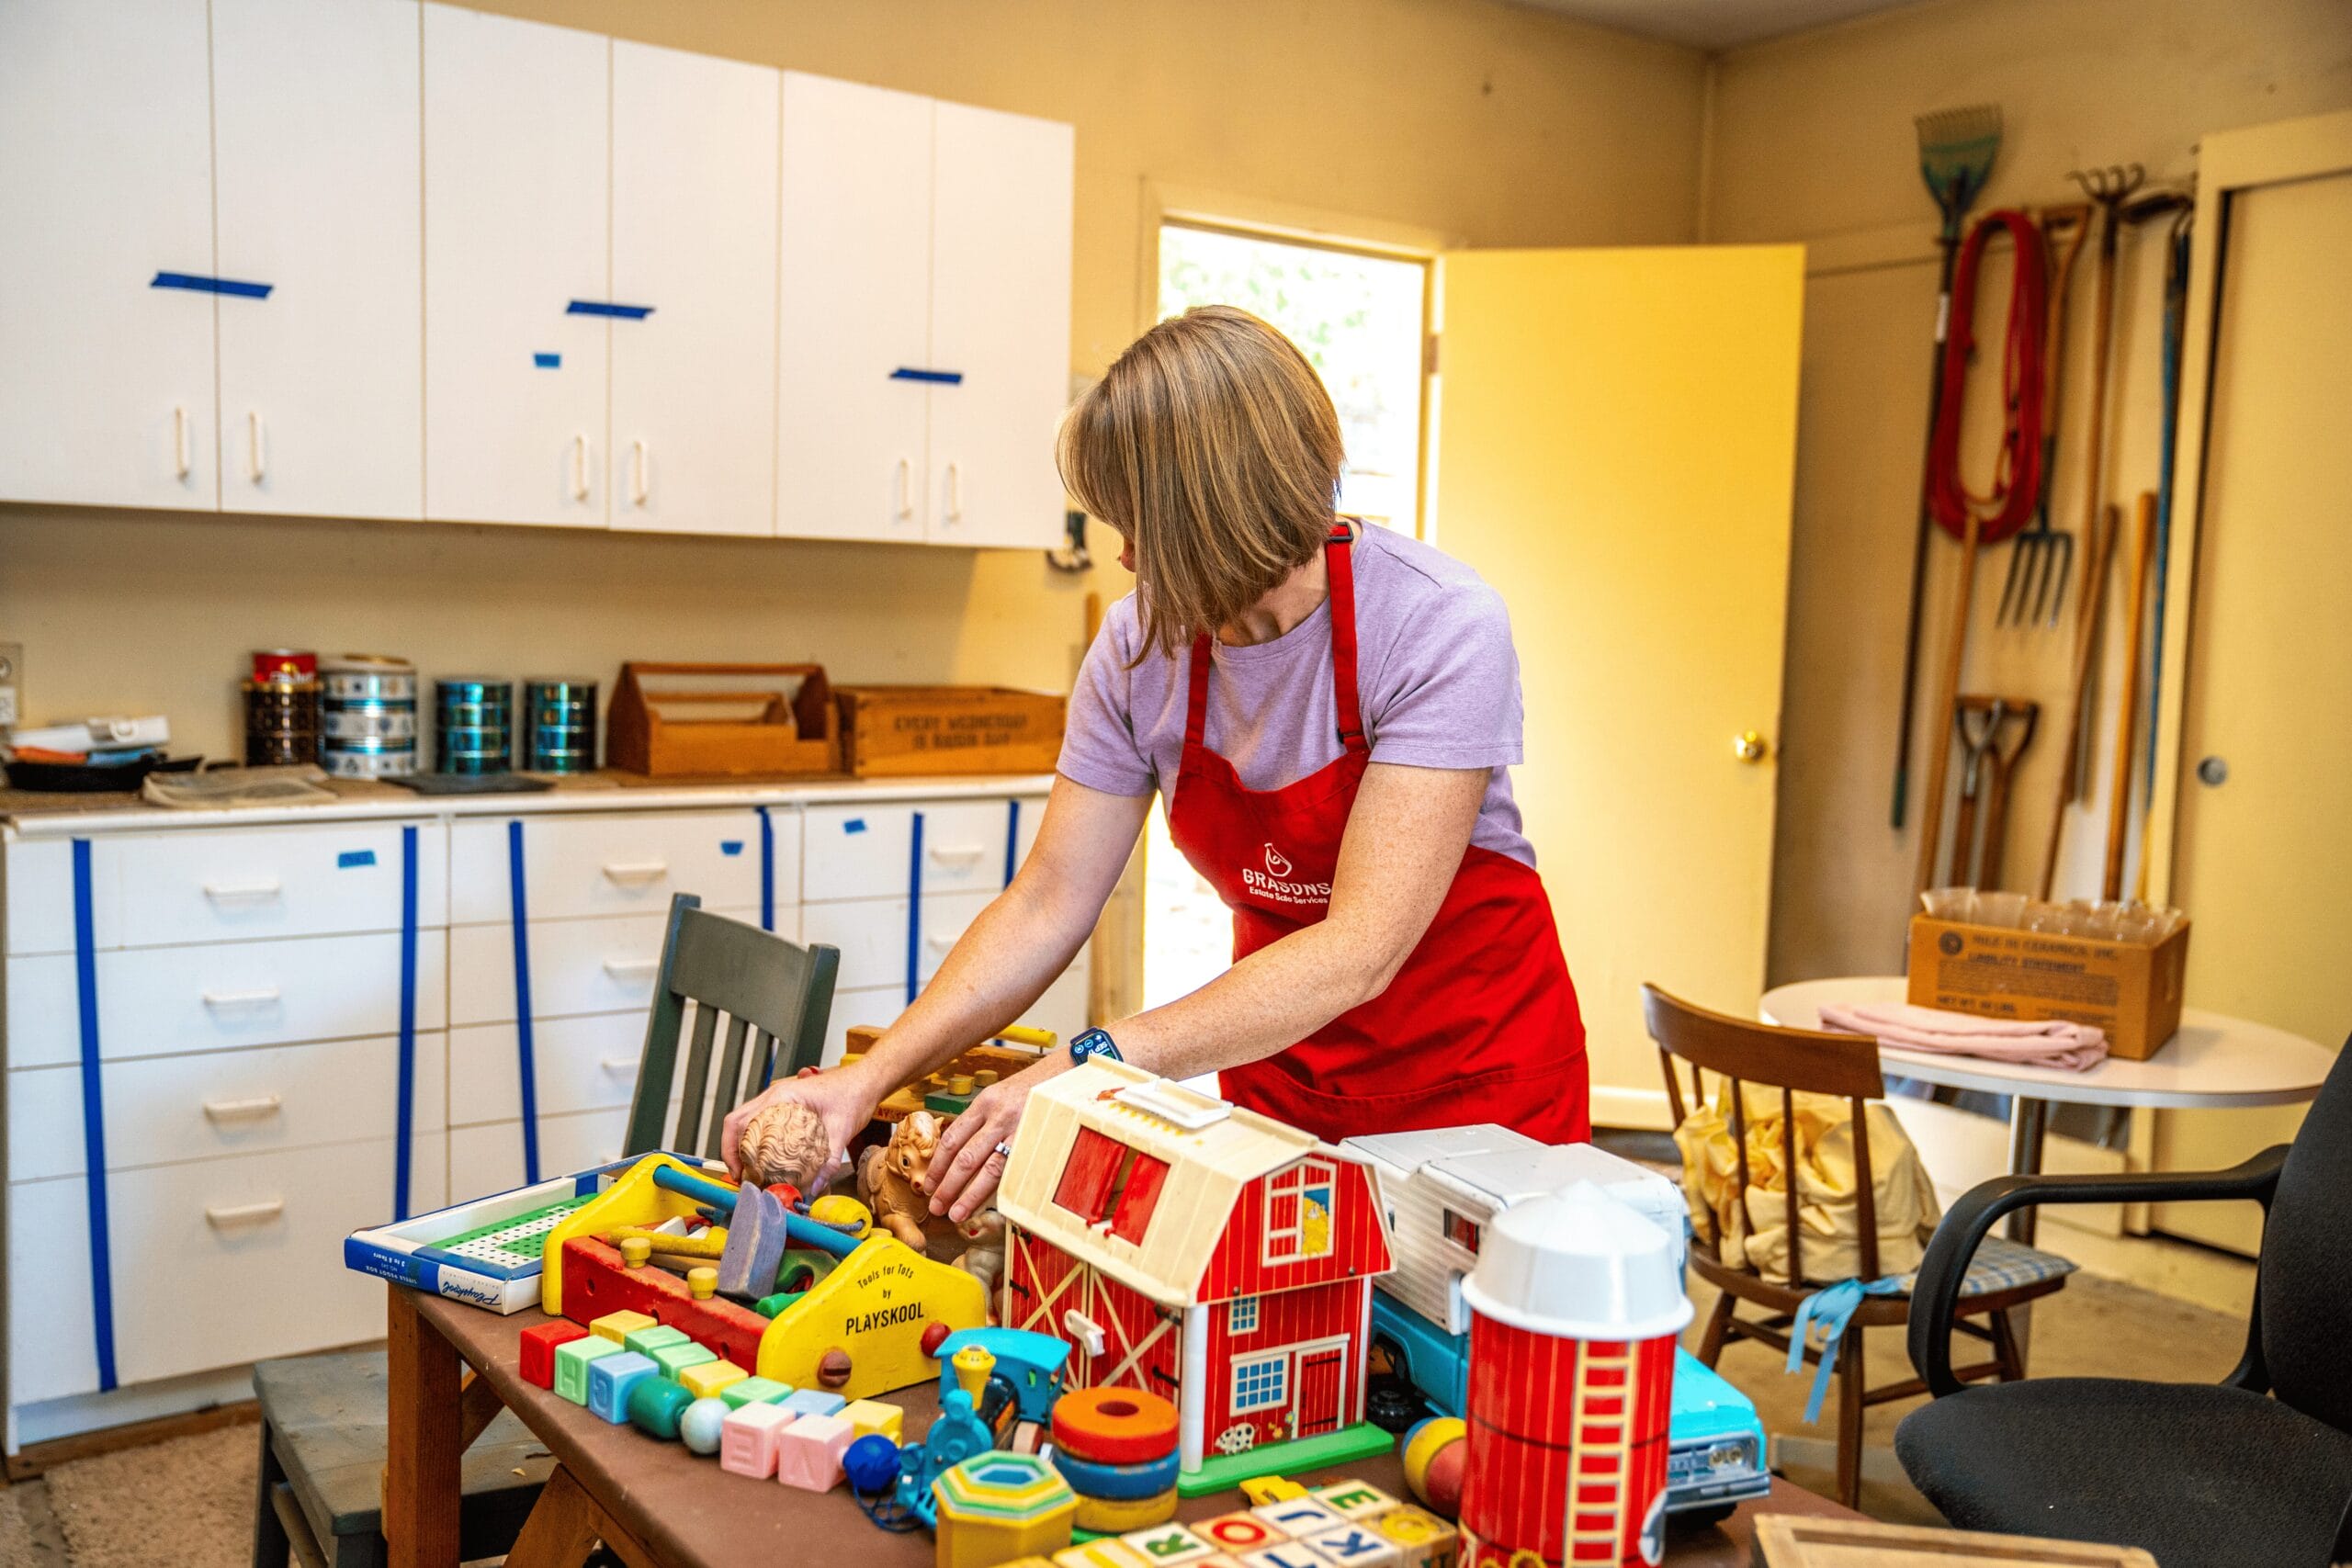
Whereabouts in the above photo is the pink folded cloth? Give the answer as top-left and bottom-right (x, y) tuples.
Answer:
(1816, 1001), (2109, 1072)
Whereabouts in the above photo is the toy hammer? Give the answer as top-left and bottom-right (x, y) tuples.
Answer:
(652, 1165), (858, 1302)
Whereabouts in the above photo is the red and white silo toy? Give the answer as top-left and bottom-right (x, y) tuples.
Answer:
(1458, 1181), (1692, 1568)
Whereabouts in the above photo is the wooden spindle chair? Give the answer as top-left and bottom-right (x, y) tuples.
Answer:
(1644, 983), (2072, 1508)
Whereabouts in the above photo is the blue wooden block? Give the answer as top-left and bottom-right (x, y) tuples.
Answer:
(587, 1351), (660, 1426)
(780, 1387), (845, 1418)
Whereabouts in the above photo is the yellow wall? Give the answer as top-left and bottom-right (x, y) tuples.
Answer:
(0, 0), (1704, 761)
(1707, 0), (2352, 983)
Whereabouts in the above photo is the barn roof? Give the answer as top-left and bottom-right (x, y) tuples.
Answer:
(995, 1060), (1378, 1308)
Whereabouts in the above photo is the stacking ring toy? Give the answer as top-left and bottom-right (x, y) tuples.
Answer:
(1049, 1444), (1182, 1499)
(1072, 1486), (1180, 1532)
(1050, 1386), (1181, 1464)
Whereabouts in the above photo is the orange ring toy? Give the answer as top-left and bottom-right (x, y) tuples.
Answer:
(1050, 1385), (1180, 1464)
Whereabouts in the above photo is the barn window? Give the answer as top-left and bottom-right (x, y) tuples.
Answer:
(1053, 1127), (1172, 1244)
(1264, 1158), (1338, 1264)
(1232, 1351), (1289, 1413)
(1442, 1208), (1482, 1254)
(1228, 1295), (1260, 1334)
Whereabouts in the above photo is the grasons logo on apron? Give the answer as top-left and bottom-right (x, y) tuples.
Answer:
(1242, 840), (1331, 906)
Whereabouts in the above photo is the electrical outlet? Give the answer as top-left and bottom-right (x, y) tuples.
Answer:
(0, 640), (20, 729)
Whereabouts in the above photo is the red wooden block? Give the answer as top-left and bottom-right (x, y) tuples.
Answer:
(519, 1320), (592, 1389)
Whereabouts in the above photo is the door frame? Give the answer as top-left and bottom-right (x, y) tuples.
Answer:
(2144, 107), (2352, 906)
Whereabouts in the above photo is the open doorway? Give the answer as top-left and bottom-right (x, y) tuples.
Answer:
(1140, 220), (1432, 1011)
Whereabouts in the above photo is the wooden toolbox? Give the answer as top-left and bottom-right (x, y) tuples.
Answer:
(605, 661), (840, 778)
(834, 684), (1066, 777)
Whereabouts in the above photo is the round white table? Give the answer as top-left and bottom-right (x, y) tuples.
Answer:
(1758, 975), (2335, 1246)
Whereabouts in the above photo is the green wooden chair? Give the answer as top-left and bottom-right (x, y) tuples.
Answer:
(253, 893), (839, 1568)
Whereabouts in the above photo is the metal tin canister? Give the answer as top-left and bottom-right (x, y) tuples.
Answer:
(322, 655), (417, 704)
(522, 678), (596, 772)
(243, 675), (321, 766)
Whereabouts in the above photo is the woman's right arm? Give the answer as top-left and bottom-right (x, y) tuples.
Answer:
(720, 773), (1148, 1178)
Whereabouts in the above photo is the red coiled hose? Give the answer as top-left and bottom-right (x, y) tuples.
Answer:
(1928, 209), (2048, 543)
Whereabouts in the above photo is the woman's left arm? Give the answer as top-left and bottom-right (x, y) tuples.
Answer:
(1110, 761), (1488, 1078)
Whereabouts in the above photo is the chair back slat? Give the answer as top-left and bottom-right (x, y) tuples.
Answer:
(672, 1001), (721, 1153)
(1781, 1085), (1802, 1284)
(703, 1012), (752, 1160)
(1852, 1089), (1881, 1280)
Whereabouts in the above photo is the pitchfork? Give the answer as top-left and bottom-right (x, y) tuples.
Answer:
(1996, 202), (2090, 626)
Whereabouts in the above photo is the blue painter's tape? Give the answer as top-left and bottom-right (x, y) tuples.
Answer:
(152, 270), (273, 299)
(395, 826), (418, 1220)
(888, 367), (964, 385)
(906, 811), (925, 1007)
(842, 818), (866, 835)
(755, 807), (775, 933)
(507, 820), (541, 1185)
(566, 299), (653, 320)
(1004, 799), (1021, 888)
(533, 351), (561, 368)
(73, 840), (119, 1392)
(719, 840), (744, 856)
(339, 849), (378, 868)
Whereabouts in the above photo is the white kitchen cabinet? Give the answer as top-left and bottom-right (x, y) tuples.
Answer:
(609, 40), (780, 537)
(422, 3), (610, 528)
(777, 73), (935, 545)
(0, 0), (220, 510)
(212, 0), (424, 521)
(927, 102), (1076, 549)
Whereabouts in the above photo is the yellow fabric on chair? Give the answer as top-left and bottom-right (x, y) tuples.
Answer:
(1672, 1084), (1941, 1286)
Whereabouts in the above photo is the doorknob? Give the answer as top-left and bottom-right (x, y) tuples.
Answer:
(1734, 730), (1770, 763)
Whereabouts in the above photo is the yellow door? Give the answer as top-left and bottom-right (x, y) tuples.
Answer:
(2153, 165), (2352, 1251)
(1432, 246), (1804, 1126)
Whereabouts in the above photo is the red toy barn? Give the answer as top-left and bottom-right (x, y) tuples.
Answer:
(992, 1061), (1395, 1472)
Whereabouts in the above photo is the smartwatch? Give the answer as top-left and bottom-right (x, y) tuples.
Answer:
(1069, 1028), (1123, 1066)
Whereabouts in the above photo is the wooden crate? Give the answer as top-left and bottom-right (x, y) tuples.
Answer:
(834, 684), (1065, 778)
(605, 662), (839, 778)
(1753, 1517), (2157, 1566)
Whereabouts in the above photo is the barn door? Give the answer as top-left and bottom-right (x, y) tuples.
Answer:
(1295, 1342), (1346, 1437)
(1432, 245), (1804, 1126)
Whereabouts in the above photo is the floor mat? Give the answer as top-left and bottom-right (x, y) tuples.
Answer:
(40, 1424), (255, 1568)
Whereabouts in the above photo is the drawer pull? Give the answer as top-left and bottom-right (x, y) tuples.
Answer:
(600, 1056), (639, 1074)
(602, 958), (659, 980)
(202, 987), (283, 1010)
(601, 862), (671, 886)
(202, 1094), (284, 1122)
(202, 879), (284, 903)
(925, 934), (958, 952)
(205, 1198), (286, 1228)
(929, 844), (988, 865)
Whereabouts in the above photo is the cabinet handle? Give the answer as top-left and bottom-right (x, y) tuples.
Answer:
(202, 987), (283, 1010)
(929, 844), (987, 865)
(572, 434), (590, 501)
(205, 1198), (286, 1228)
(631, 439), (649, 506)
(602, 958), (659, 979)
(203, 878), (284, 903)
(173, 406), (191, 479)
(601, 861), (669, 885)
(202, 1093), (284, 1122)
(944, 460), (963, 523)
(896, 457), (914, 521)
(600, 1056), (638, 1073)
(925, 932), (958, 951)
(249, 411), (266, 482)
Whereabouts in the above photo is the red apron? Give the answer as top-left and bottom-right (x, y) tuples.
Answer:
(1166, 525), (1589, 1145)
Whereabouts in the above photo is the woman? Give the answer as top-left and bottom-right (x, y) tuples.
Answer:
(723, 305), (1586, 1222)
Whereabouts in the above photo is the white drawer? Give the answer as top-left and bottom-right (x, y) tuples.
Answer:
(9, 1134), (447, 1401)
(7, 932), (448, 1069)
(450, 1014), (648, 1126)
(6, 837), (115, 955)
(818, 959), (1090, 1068)
(450, 1105), (653, 1204)
(448, 810), (778, 925)
(448, 906), (800, 1027)
(9, 1033), (447, 1182)
(802, 888), (993, 994)
(803, 799), (1028, 903)
(107, 822), (447, 948)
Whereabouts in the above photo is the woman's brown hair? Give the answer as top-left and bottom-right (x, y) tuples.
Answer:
(1058, 305), (1344, 661)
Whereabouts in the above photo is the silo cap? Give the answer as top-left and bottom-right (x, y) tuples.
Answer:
(1460, 1180), (1694, 1341)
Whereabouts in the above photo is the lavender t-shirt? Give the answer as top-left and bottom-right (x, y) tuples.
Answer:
(1057, 524), (1534, 868)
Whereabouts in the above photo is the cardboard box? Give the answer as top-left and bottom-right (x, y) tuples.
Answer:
(1905, 915), (2192, 1060)
(835, 685), (1065, 778)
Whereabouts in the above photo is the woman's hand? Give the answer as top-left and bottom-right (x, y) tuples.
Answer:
(926, 1062), (1060, 1222)
(719, 1063), (879, 1186)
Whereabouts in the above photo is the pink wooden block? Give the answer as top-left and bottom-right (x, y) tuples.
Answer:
(774, 1412), (853, 1491)
(720, 1402), (796, 1480)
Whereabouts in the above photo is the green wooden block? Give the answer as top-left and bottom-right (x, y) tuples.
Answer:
(649, 1341), (717, 1379)
(624, 1323), (691, 1358)
(924, 1090), (974, 1116)
(721, 1375), (794, 1409)
(553, 1337), (623, 1405)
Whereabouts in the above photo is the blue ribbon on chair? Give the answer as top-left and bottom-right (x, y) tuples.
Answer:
(1788, 1275), (1905, 1424)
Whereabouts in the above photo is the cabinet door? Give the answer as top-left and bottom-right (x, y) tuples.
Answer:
(610, 41), (779, 537)
(422, 3), (609, 528)
(777, 73), (933, 544)
(212, 0), (423, 521)
(926, 101), (1074, 549)
(0, 0), (218, 510)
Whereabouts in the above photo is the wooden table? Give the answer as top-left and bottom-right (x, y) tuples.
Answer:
(382, 1288), (1866, 1568)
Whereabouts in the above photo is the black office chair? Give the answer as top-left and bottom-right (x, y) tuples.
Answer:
(1895, 1032), (2352, 1568)
(253, 894), (838, 1568)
